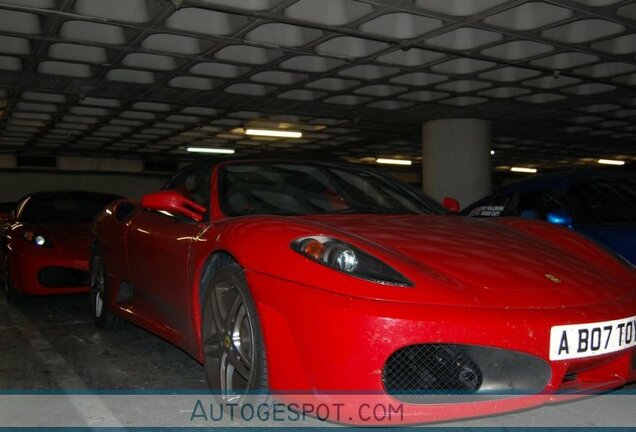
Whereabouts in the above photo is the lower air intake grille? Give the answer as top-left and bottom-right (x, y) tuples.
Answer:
(38, 267), (89, 288)
(383, 344), (483, 396)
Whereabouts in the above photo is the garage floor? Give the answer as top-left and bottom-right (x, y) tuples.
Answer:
(0, 294), (207, 391)
(1, 293), (635, 428)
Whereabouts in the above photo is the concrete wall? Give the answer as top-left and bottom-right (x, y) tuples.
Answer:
(0, 155), (170, 202)
(0, 156), (423, 204)
(0, 170), (168, 202)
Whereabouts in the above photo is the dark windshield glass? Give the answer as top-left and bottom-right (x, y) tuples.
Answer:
(569, 177), (636, 224)
(19, 194), (119, 223)
(219, 163), (445, 216)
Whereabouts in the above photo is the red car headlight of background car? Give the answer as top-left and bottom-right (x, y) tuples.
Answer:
(291, 235), (413, 287)
(23, 231), (54, 248)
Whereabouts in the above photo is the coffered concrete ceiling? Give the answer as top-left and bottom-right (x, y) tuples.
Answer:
(0, 0), (635, 171)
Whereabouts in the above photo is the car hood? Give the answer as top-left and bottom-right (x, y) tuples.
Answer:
(576, 223), (636, 265)
(292, 214), (632, 308)
(17, 223), (91, 251)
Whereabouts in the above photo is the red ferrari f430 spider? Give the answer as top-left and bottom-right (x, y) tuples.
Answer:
(1, 191), (120, 301)
(90, 161), (636, 424)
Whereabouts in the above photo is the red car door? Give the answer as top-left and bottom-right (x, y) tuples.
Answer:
(126, 211), (201, 338)
(125, 168), (211, 340)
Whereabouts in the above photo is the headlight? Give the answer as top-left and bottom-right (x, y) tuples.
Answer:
(23, 231), (53, 248)
(292, 235), (412, 287)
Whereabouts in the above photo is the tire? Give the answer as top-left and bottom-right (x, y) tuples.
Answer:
(3, 257), (18, 303)
(201, 261), (268, 405)
(90, 247), (124, 329)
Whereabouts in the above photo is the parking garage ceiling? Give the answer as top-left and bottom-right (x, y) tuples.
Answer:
(0, 0), (635, 171)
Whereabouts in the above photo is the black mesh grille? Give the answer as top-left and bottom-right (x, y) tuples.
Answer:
(37, 267), (89, 288)
(383, 344), (483, 396)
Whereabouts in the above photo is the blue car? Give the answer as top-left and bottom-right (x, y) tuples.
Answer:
(463, 170), (636, 264)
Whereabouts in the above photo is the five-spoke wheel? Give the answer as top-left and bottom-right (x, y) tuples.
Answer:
(202, 262), (267, 404)
(3, 257), (18, 303)
(90, 247), (123, 329)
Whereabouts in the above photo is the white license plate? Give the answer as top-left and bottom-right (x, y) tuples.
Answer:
(550, 315), (636, 360)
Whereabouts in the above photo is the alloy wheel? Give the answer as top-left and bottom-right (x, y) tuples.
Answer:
(203, 279), (255, 402)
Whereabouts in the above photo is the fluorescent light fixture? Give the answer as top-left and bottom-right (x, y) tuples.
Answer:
(598, 159), (625, 166)
(187, 147), (235, 154)
(510, 167), (537, 173)
(376, 158), (412, 166)
(245, 128), (302, 138)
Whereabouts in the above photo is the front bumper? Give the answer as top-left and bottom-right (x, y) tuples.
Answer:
(247, 270), (636, 424)
(10, 249), (89, 295)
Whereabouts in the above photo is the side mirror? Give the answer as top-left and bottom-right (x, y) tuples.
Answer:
(546, 209), (573, 229)
(141, 190), (206, 222)
(442, 197), (460, 213)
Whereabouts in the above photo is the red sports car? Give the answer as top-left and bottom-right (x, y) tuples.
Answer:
(90, 161), (636, 425)
(1, 191), (121, 301)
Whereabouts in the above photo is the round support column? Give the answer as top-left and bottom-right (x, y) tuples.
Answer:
(422, 119), (492, 209)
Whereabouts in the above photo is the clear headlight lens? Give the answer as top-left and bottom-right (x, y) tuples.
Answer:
(23, 231), (53, 247)
(292, 235), (412, 287)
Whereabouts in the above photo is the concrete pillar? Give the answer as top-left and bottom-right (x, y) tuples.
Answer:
(422, 119), (491, 209)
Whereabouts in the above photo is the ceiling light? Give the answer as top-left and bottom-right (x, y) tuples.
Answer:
(186, 147), (235, 154)
(510, 167), (537, 173)
(376, 158), (412, 166)
(490, 150), (495, 155)
(598, 159), (625, 166)
(245, 128), (302, 138)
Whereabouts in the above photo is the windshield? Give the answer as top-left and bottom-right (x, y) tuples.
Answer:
(569, 177), (636, 224)
(219, 163), (445, 216)
(18, 194), (120, 223)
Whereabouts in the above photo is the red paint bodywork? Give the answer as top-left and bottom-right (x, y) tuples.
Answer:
(1, 191), (120, 296)
(0, 221), (91, 295)
(92, 161), (636, 425)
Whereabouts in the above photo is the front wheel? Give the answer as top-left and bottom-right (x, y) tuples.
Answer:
(90, 247), (123, 329)
(202, 262), (268, 404)
(3, 257), (18, 303)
